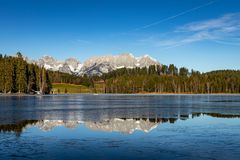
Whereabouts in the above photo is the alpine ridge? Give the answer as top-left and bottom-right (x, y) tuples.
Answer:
(28, 53), (160, 76)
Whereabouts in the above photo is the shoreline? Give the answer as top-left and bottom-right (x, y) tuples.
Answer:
(1, 93), (240, 96)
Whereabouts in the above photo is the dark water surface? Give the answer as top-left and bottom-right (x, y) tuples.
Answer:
(0, 94), (240, 160)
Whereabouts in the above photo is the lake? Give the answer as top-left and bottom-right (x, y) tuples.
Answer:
(0, 94), (240, 160)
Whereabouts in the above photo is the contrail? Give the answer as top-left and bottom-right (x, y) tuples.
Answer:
(135, 0), (217, 30)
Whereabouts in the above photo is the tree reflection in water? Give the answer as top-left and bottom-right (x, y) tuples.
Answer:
(1, 112), (239, 136)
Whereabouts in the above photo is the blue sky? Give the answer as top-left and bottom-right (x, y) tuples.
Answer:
(0, 0), (240, 72)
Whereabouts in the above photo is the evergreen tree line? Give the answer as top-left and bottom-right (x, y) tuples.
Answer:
(1, 53), (239, 94)
(102, 65), (240, 94)
(0, 53), (52, 94)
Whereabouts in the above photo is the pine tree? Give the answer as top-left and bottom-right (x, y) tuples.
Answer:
(0, 55), (4, 92)
(179, 67), (189, 77)
(161, 65), (168, 75)
(27, 64), (37, 93)
(16, 54), (27, 93)
(4, 56), (14, 93)
(44, 71), (52, 94)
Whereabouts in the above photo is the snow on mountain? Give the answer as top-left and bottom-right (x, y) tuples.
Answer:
(85, 118), (159, 134)
(79, 53), (160, 76)
(33, 118), (159, 134)
(34, 55), (83, 75)
(31, 53), (160, 76)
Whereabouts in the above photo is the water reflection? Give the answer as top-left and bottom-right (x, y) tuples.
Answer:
(1, 95), (240, 135)
(1, 112), (239, 136)
(1, 95), (240, 122)
(1, 95), (240, 160)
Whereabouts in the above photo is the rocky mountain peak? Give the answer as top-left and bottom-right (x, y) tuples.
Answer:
(33, 119), (160, 134)
(31, 53), (160, 76)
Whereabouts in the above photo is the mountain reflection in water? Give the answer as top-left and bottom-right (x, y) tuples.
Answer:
(1, 112), (239, 136)
(1, 95), (240, 160)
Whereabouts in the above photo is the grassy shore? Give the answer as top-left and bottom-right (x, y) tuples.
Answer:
(52, 83), (92, 93)
(52, 82), (105, 94)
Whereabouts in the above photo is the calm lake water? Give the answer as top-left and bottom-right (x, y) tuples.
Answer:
(0, 94), (240, 160)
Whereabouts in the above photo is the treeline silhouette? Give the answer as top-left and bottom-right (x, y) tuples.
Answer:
(102, 65), (240, 93)
(0, 120), (38, 137)
(0, 53), (52, 94)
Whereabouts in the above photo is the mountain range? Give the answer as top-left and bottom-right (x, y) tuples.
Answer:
(26, 53), (160, 76)
(33, 118), (159, 134)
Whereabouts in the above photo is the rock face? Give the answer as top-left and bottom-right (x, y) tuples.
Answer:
(32, 53), (160, 76)
(34, 55), (82, 75)
(35, 120), (82, 131)
(32, 118), (159, 134)
(85, 118), (159, 134)
(79, 53), (160, 76)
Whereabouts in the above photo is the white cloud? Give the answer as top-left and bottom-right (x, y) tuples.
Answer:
(157, 31), (213, 47)
(177, 13), (240, 32)
(156, 13), (240, 48)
